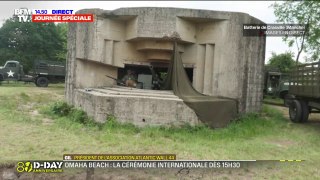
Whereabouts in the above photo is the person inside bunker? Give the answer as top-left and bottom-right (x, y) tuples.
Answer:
(121, 69), (138, 87)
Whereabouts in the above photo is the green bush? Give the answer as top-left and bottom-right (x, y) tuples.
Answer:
(49, 101), (100, 126)
(50, 101), (71, 116)
(69, 108), (90, 124)
(105, 115), (120, 128)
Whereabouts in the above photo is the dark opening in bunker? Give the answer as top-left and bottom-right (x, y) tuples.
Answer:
(117, 64), (193, 90)
(185, 68), (193, 83)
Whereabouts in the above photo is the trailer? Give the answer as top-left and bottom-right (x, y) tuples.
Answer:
(32, 60), (65, 87)
(287, 61), (320, 122)
(0, 60), (65, 87)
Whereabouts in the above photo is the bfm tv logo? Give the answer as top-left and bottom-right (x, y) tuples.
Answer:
(16, 161), (63, 173)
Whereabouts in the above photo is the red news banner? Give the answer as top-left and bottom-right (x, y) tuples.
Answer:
(32, 14), (93, 23)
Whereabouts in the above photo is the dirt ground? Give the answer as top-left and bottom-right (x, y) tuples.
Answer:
(270, 104), (320, 123)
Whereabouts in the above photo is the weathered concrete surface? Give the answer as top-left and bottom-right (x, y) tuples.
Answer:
(74, 87), (199, 126)
(66, 7), (266, 125)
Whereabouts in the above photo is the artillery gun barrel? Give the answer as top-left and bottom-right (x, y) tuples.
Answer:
(105, 75), (126, 86)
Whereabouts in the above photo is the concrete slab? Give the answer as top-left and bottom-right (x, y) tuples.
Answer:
(73, 87), (200, 127)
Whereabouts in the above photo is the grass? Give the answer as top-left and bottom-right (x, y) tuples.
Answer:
(263, 95), (284, 105)
(0, 83), (319, 179)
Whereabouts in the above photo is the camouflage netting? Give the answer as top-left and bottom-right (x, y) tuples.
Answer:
(163, 40), (238, 128)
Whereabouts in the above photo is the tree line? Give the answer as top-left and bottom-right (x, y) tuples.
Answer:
(0, 15), (67, 73)
(267, 1), (319, 73)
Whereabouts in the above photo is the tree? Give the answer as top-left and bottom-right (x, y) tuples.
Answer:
(55, 23), (68, 61)
(0, 15), (67, 72)
(267, 52), (296, 73)
(272, 1), (320, 63)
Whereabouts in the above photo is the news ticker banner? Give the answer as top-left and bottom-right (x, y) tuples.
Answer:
(63, 154), (177, 161)
(14, 154), (304, 173)
(243, 24), (308, 37)
(13, 8), (93, 23)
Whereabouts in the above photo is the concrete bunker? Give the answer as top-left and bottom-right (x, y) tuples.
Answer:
(66, 7), (266, 128)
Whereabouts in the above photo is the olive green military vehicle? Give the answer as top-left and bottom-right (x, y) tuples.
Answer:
(264, 67), (289, 100)
(286, 61), (320, 123)
(0, 60), (65, 87)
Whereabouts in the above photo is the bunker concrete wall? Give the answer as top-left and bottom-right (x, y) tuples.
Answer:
(73, 89), (200, 126)
(66, 7), (266, 124)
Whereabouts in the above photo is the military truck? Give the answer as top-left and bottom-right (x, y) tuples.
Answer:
(264, 67), (289, 100)
(0, 60), (65, 87)
(264, 69), (281, 96)
(287, 61), (320, 122)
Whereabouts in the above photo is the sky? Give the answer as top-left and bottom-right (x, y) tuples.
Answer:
(0, 1), (306, 63)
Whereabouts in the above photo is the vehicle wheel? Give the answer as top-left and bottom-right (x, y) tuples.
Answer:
(289, 100), (302, 123)
(36, 77), (49, 87)
(299, 100), (309, 122)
